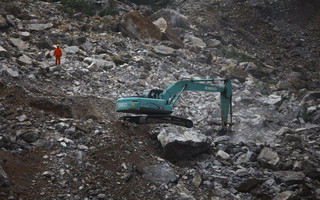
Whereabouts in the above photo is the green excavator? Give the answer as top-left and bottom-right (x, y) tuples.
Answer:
(116, 78), (232, 129)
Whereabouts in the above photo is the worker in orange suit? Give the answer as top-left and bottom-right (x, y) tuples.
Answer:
(53, 44), (62, 65)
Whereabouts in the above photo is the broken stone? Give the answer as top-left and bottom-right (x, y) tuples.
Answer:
(207, 39), (221, 48)
(28, 23), (53, 31)
(17, 55), (32, 65)
(83, 57), (114, 69)
(19, 32), (30, 41)
(183, 33), (206, 53)
(235, 177), (261, 192)
(21, 131), (40, 143)
(142, 163), (177, 184)
(3, 67), (19, 77)
(153, 17), (167, 33)
(64, 46), (79, 54)
(36, 38), (53, 49)
(220, 64), (248, 83)
(273, 191), (296, 200)
(18, 114), (27, 122)
(9, 38), (27, 50)
(153, 45), (175, 55)
(216, 150), (231, 160)
(192, 174), (202, 187)
(0, 15), (8, 29)
(6, 15), (16, 27)
(0, 165), (10, 186)
(151, 9), (190, 29)
(153, 17), (184, 48)
(257, 147), (280, 170)
(274, 171), (305, 185)
(0, 46), (10, 58)
(264, 94), (282, 105)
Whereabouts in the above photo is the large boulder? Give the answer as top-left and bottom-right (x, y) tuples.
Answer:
(274, 171), (305, 185)
(142, 163), (177, 184)
(119, 11), (162, 41)
(257, 147), (280, 170)
(157, 128), (209, 160)
(153, 17), (184, 48)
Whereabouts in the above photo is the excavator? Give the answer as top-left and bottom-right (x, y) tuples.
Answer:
(116, 78), (232, 129)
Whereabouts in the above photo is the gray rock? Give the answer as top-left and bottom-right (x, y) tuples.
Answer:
(18, 114), (27, 122)
(19, 32), (30, 41)
(151, 9), (190, 29)
(0, 46), (10, 58)
(235, 177), (261, 192)
(0, 165), (10, 186)
(88, 62), (99, 71)
(84, 57), (114, 69)
(157, 128), (209, 160)
(153, 17), (184, 48)
(81, 42), (93, 52)
(192, 174), (202, 187)
(272, 190), (297, 200)
(274, 171), (305, 185)
(0, 15), (8, 29)
(183, 33), (206, 53)
(153, 45), (175, 55)
(216, 150), (231, 160)
(6, 15), (16, 27)
(36, 38), (53, 49)
(257, 147), (280, 170)
(17, 55), (32, 65)
(2, 66), (19, 77)
(220, 64), (248, 83)
(207, 39), (221, 48)
(21, 131), (40, 143)
(0, 135), (11, 148)
(64, 46), (80, 54)
(9, 38), (27, 50)
(264, 94), (282, 105)
(28, 23), (53, 31)
(142, 163), (177, 184)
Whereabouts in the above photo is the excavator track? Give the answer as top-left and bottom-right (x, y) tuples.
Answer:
(120, 115), (193, 128)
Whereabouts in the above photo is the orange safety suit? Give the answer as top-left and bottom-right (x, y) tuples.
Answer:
(53, 47), (62, 65)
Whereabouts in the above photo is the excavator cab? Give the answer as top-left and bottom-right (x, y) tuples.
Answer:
(142, 89), (163, 99)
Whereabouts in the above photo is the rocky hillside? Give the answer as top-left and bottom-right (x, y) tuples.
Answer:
(0, 0), (319, 199)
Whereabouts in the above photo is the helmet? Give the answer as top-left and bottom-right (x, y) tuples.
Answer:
(57, 44), (60, 47)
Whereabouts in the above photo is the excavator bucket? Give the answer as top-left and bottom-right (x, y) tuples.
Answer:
(220, 79), (232, 129)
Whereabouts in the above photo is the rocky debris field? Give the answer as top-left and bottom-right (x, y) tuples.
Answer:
(0, 0), (320, 199)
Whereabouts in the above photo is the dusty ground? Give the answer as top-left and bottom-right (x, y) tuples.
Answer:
(0, 80), (165, 199)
